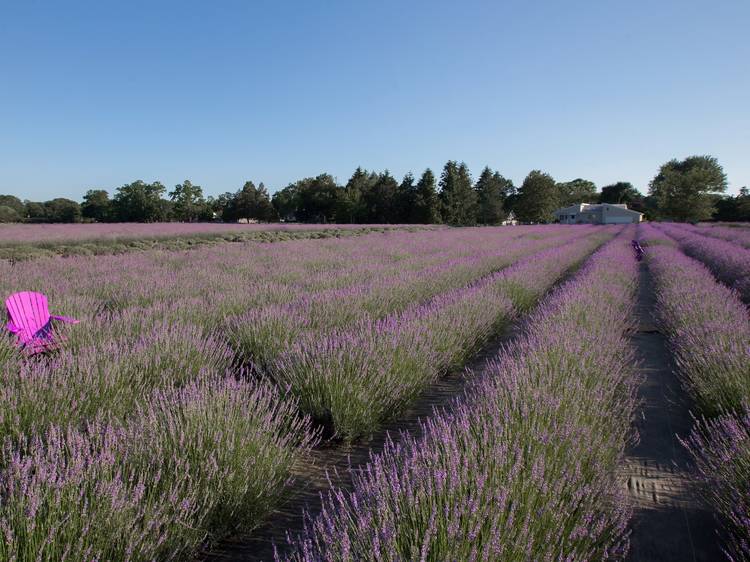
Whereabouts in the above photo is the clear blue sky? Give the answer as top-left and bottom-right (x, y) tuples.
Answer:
(1, 0), (748, 201)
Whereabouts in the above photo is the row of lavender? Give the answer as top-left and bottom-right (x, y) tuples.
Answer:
(0, 226), (614, 560)
(0, 227), (608, 444)
(639, 224), (750, 561)
(689, 223), (750, 249)
(278, 231), (640, 560)
(0, 222), (412, 244)
(654, 222), (750, 302)
(233, 228), (611, 439)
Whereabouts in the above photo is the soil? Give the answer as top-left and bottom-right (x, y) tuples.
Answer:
(622, 262), (722, 561)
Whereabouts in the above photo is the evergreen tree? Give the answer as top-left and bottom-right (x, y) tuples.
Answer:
(396, 173), (417, 223)
(340, 167), (377, 223)
(227, 181), (276, 222)
(364, 171), (399, 223)
(513, 170), (559, 223)
(411, 169), (441, 224)
(474, 166), (512, 225)
(439, 161), (477, 225)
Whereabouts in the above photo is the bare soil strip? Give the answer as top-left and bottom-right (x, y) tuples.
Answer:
(622, 262), (722, 561)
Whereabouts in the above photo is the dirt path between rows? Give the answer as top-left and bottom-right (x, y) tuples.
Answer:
(622, 262), (722, 561)
(203, 316), (525, 561)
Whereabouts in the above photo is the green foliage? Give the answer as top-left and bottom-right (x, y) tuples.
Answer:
(513, 170), (559, 223)
(439, 161), (477, 225)
(337, 167), (376, 223)
(0, 195), (24, 216)
(169, 180), (207, 222)
(649, 155), (728, 222)
(363, 171), (400, 223)
(0, 206), (21, 223)
(474, 166), (512, 225)
(81, 189), (112, 222)
(23, 201), (47, 222)
(411, 169), (441, 224)
(44, 198), (81, 223)
(714, 187), (750, 222)
(557, 178), (597, 207)
(273, 174), (340, 223)
(112, 180), (169, 222)
(395, 173), (416, 223)
(599, 182), (640, 205)
(223, 181), (276, 222)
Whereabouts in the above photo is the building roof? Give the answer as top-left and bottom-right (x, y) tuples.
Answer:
(553, 202), (643, 217)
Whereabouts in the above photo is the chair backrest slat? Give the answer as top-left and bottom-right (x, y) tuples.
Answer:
(5, 291), (52, 345)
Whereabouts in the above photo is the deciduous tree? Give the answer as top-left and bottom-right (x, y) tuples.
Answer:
(557, 178), (597, 207)
(44, 198), (81, 223)
(0, 195), (24, 216)
(513, 170), (559, 223)
(112, 180), (168, 222)
(81, 189), (112, 222)
(649, 155), (727, 222)
(169, 180), (206, 222)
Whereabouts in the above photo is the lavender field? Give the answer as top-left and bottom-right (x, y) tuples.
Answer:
(1, 223), (749, 561)
(0, 223), (425, 261)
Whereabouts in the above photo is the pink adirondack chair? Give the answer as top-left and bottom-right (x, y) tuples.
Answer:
(5, 292), (79, 354)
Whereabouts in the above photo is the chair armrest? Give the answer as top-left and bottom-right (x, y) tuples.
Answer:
(50, 315), (80, 324)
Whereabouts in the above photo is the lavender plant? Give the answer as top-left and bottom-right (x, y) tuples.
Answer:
(656, 222), (750, 302)
(640, 224), (750, 415)
(0, 375), (318, 561)
(640, 224), (750, 560)
(263, 230), (611, 440)
(279, 232), (639, 560)
(682, 411), (750, 562)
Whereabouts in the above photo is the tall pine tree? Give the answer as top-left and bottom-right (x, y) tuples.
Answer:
(396, 173), (417, 223)
(411, 169), (441, 223)
(439, 161), (477, 225)
(474, 166), (512, 225)
(340, 167), (375, 223)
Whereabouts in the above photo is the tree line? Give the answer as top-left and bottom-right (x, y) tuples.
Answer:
(0, 155), (744, 225)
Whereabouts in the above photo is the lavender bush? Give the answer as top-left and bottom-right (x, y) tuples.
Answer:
(685, 223), (750, 249)
(0, 375), (318, 561)
(656, 222), (750, 302)
(0, 223), (427, 260)
(640, 224), (750, 415)
(259, 230), (611, 440)
(0, 225), (619, 559)
(682, 411), (750, 562)
(641, 224), (750, 560)
(280, 231), (639, 560)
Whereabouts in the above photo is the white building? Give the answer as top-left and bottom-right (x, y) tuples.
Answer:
(500, 211), (517, 226)
(553, 203), (643, 224)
